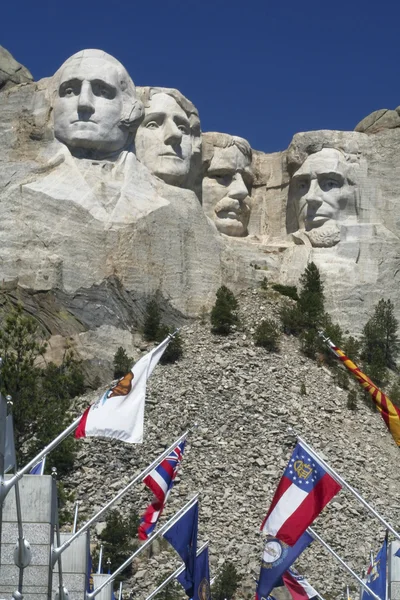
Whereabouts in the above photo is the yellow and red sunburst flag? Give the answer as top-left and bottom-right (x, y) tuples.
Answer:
(321, 334), (400, 446)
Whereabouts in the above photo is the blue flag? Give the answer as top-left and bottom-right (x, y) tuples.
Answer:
(29, 457), (46, 475)
(256, 532), (313, 600)
(177, 546), (210, 600)
(87, 552), (94, 593)
(164, 501), (198, 597)
(362, 538), (387, 600)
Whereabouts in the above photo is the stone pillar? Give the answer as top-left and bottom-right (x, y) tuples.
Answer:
(389, 541), (400, 600)
(0, 474), (57, 600)
(53, 532), (90, 600)
(92, 574), (113, 600)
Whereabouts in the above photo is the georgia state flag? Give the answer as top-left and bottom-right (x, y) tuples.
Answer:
(261, 442), (341, 545)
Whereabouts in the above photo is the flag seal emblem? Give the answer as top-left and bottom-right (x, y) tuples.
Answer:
(198, 577), (210, 600)
(262, 538), (288, 568)
(293, 460), (313, 480)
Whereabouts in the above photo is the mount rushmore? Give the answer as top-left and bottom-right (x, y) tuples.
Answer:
(1, 47), (400, 371)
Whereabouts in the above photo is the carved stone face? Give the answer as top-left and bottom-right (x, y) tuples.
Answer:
(135, 93), (193, 185)
(291, 148), (356, 231)
(202, 145), (253, 237)
(53, 57), (129, 156)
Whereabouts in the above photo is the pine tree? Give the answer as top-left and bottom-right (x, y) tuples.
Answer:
(0, 304), (46, 442)
(97, 509), (139, 579)
(254, 319), (280, 351)
(0, 304), (85, 472)
(210, 286), (239, 335)
(297, 262), (325, 328)
(113, 347), (133, 379)
(361, 299), (399, 370)
(143, 299), (161, 341)
(212, 561), (242, 600)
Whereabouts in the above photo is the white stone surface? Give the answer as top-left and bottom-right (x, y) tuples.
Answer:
(52, 50), (143, 158)
(202, 132), (253, 237)
(136, 86), (201, 193)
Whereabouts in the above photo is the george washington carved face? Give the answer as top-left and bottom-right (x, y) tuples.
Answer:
(53, 50), (142, 158)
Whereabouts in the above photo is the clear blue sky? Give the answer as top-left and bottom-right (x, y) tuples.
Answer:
(3, 0), (400, 153)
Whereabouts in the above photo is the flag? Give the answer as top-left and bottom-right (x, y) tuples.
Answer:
(87, 551), (94, 593)
(138, 438), (186, 540)
(362, 537), (387, 600)
(326, 341), (400, 446)
(177, 546), (211, 600)
(261, 442), (341, 545)
(164, 501), (199, 597)
(256, 532), (313, 600)
(192, 546), (211, 600)
(75, 337), (170, 443)
(29, 456), (46, 475)
(283, 567), (318, 600)
(4, 414), (16, 474)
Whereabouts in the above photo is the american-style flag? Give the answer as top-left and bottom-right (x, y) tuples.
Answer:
(138, 439), (186, 540)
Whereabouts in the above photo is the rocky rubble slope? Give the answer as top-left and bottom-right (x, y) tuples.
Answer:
(63, 288), (400, 599)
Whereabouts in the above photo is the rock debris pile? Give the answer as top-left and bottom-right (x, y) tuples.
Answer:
(64, 289), (400, 598)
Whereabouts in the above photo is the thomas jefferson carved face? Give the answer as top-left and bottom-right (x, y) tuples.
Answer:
(135, 93), (194, 185)
(290, 148), (356, 231)
(53, 51), (138, 158)
(202, 143), (253, 237)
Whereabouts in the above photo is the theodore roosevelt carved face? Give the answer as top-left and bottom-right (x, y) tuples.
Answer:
(135, 87), (201, 188)
(202, 133), (253, 237)
(52, 50), (142, 158)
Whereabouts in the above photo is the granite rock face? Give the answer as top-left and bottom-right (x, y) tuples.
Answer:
(3, 44), (400, 360)
(355, 107), (400, 134)
(0, 46), (33, 91)
(0, 50), (224, 373)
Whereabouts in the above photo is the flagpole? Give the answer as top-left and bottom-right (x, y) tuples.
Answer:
(308, 527), (381, 600)
(0, 385), (7, 569)
(143, 541), (209, 600)
(52, 430), (189, 566)
(86, 494), (199, 600)
(291, 430), (400, 544)
(1, 415), (81, 502)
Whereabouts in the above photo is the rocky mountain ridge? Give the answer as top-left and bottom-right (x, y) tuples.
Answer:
(62, 288), (400, 599)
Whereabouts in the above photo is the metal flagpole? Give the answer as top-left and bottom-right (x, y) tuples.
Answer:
(72, 501), (79, 534)
(118, 581), (123, 600)
(1, 415), (81, 502)
(52, 430), (189, 566)
(97, 546), (104, 575)
(308, 527), (381, 600)
(143, 541), (209, 600)
(291, 429), (400, 543)
(0, 379), (7, 570)
(86, 494), (199, 600)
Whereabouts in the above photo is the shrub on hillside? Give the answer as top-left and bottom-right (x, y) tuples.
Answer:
(347, 389), (357, 411)
(157, 325), (183, 364)
(212, 561), (242, 600)
(272, 283), (299, 301)
(254, 319), (280, 351)
(211, 285), (239, 335)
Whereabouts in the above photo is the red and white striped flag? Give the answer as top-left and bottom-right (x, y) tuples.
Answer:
(283, 568), (319, 600)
